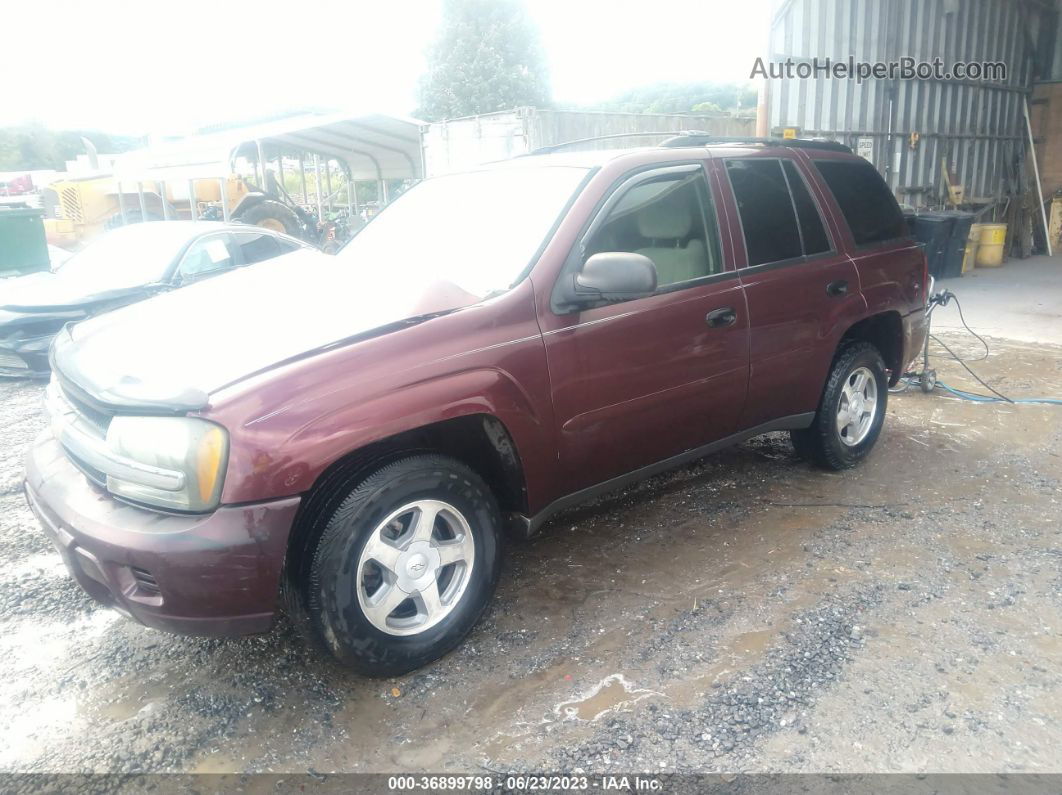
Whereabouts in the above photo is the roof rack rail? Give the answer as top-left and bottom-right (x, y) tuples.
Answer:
(525, 130), (853, 156)
(659, 132), (851, 153)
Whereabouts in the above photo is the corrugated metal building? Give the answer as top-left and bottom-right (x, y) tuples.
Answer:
(767, 0), (1058, 207)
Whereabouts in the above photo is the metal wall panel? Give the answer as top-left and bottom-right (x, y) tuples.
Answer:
(768, 0), (1048, 205)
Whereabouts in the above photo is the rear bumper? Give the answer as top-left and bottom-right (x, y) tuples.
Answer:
(24, 431), (301, 636)
(901, 307), (930, 377)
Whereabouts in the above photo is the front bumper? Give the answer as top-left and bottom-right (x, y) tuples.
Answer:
(24, 431), (301, 636)
(0, 339), (51, 378)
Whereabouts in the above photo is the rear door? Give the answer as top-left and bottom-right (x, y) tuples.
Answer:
(809, 156), (928, 368)
(716, 153), (864, 428)
(540, 162), (749, 493)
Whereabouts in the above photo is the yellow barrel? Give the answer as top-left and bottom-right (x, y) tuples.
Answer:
(975, 223), (1007, 267)
(962, 224), (981, 273)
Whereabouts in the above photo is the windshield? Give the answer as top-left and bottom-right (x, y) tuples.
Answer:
(54, 224), (191, 291)
(335, 166), (589, 298)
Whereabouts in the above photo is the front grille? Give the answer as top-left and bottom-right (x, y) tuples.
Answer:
(60, 187), (83, 223)
(0, 352), (27, 370)
(65, 448), (108, 487)
(60, 384), (112, 438)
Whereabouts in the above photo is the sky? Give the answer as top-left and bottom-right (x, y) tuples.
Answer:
(3, 0), (772, 136)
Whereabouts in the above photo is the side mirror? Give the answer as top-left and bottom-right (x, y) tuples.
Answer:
(573, 252), (657, 303)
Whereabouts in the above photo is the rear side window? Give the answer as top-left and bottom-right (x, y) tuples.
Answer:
(234, 232), (282, 264)
(814, 159), (905, 246)
(725, 159), (802, 266)
(782, 161), (830, 256)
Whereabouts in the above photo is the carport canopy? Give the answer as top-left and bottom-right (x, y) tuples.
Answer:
(111, 112), (425, 185)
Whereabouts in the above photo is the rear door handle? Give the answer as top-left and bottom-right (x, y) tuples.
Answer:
(706, 307), (737, 327)
(826, 279), (848, 297)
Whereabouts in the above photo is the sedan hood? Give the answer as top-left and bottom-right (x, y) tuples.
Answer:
(54, 249), (482, 410)
(0, 271), (149, 311)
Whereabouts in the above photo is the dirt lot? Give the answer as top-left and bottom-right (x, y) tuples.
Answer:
(1, 330), (1060, 776)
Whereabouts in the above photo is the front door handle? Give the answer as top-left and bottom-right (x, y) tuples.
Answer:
(826, 279), (849, 297)
(706, 307), (737, 327)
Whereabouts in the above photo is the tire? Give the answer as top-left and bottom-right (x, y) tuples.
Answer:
(238, 200), (302, 236)
(295, 454), (502, 675)
(790, 341), (888, 470)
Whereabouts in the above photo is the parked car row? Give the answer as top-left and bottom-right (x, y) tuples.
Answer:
(18, 137), (928, 675)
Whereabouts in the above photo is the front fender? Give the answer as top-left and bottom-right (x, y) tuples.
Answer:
(218, 366), (551, 506)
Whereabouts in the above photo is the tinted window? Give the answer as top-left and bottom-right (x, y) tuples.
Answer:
(177, 234), (236, 279)
(783, 160), (830, 256)
(725, 159), (802, 266)
(814, 159), (905, 246)
(234, 232), (282, 264)
(585, 169), (721, 288)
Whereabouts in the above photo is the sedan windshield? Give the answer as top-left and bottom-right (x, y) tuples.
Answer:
(55, 224), (192, 291)
(336, 165), (589, 298)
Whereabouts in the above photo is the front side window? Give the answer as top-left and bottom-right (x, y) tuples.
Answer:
(584, 169), (722, 288)
(725, 159), (803, 266)
(814, 159), (905, 246)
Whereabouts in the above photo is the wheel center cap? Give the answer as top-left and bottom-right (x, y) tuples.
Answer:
(406, 553), (429, 577)
(395, 540), (441, 593)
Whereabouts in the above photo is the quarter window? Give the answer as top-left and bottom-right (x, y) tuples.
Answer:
(725, 159), (803, 266)
(814, 159), (905, 246)
(584, 169), (722, 288)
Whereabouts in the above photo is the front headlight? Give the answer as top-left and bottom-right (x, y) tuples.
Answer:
(105, 416), (229, 512)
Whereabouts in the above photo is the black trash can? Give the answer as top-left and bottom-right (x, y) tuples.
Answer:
(905, 212), (955, 279)
(940, 211), (975, 279)
(0, 207), (49, 277)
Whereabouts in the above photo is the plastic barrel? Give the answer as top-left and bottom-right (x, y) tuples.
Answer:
(975, 223), (1007, 267)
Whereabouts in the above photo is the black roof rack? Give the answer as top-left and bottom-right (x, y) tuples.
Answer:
(527, 130), (852, 156)
(659, 132), (851, 153)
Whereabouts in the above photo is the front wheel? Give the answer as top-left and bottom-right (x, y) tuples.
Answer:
(298, 455), (502, 675)
(791, 341), (888, 470)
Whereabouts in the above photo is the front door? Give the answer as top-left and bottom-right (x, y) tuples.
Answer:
(539, 163), (750, 493)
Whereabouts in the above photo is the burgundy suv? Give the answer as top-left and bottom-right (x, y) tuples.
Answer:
(25, 137), (928, 674)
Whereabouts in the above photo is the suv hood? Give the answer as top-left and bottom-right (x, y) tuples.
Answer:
(53, 249), (482, 411)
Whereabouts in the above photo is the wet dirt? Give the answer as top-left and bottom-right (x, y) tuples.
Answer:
(0, 332), (1060, 774)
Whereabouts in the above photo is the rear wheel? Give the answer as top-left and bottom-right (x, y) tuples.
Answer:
(238, 199), (302, 237)
(791, 341), (888, 470)
(296, 455), (502, 675)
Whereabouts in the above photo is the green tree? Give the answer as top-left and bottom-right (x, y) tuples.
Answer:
(0, 125), (142, 171)
(416, 0), (550, 121)
(573, 81), (757, 115)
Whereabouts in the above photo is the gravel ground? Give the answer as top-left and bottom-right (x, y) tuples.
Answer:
(0, 332), (1060, 775)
